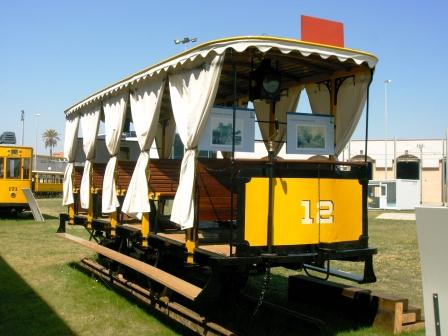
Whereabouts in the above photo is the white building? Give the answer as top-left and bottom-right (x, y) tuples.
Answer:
(341, 139), (446, 205)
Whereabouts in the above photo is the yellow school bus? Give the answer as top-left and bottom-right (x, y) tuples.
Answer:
(0, 145), (33, 213)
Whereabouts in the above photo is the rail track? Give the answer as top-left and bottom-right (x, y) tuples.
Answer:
(78, 258), (423, 335)
(78, 258), (325, 335)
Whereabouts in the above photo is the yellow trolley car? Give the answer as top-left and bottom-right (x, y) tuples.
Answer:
(0, 145), (32, 213)
(32, 170), (64, 195)
(59, 36), (378, 303)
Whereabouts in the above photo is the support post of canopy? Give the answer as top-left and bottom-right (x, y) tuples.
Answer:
(230, 50), (237, 257)
(68, 203), (75, 225)
(364, 69), (374, 164)
(141, 212), (150, 248)
(267, 101), (277, 253)
(110, 211), (118, 237)
(330, 78), (337, 161)
(185, 225), (198, 264)
(87, 188), (93, 229)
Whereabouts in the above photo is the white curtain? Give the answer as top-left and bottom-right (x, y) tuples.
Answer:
(169, 54), (224, 229)
(121, 78), (165, 218)
(306, 71), (371, 155)
(254, 85), (303, 156)
(155, 117), (176, 159)
(334, 72), (371, 154)
(79, 106), (101, 209)
(62, 116), (80, 205)
(101, 93), (128, 213)
(306, 82), (330, 116)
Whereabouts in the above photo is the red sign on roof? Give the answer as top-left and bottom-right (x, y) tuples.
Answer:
(301, 15), (344, 48)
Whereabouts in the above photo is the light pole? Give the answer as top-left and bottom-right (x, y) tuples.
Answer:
(174, 37), (197, 50)
(417, 143), (424, 204)
(21, 110), (25, 145)
(446, 128), (448, 206)
(384, 79), (392, 180)
(34, 113), (41, 170)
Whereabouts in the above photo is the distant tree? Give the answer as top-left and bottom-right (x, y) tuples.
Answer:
(42, 129), (60, 159)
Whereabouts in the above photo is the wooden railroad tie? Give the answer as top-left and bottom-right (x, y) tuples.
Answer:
(288, 275), (425, 334)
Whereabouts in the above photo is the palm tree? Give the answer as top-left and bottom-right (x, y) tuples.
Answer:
(42, 129), (60, 159)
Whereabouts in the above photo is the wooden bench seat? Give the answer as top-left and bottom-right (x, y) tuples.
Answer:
(72, 158), (358, 229)
(72, 158), (259, 226)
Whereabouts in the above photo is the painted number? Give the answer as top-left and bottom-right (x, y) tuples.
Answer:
(300, 200), (334, 224)
(9, 187), (18, 192)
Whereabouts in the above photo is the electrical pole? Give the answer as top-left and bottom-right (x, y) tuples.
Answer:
(446, 129), (448, 206)
(21, 110), (25, 145)
(384, 80), (392, 180)
(417, 143), (424, 204)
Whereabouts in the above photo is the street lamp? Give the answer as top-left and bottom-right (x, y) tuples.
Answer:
(384, 79), (392, 180)
(21, 110), (25, 145)
(174, 37), (197, 50)
(34, 113), (41, 170)
(417, 143), (424, 204)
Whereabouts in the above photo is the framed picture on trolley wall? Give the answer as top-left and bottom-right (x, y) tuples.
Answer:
(199, 106), (255, 153)
(286, 113), (334, 155)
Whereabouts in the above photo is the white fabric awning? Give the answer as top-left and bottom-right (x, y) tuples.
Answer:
(254, 85), (303, 156)
(63, 35), (378, 225)
(65, 36), (377, 117)
(79, 105), (101, 209)
(169, 54), (224, 229)
(306, 71), (371, 155)
(62, 116), (79, 206)
(101, 93), (128, 213)
(121, 78), (165, 219)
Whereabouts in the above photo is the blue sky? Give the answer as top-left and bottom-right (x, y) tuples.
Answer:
(1, 0), (447, 155)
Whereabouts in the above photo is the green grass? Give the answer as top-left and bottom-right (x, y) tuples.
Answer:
(0, 200), (425, 335)
(245, 210), (425, 336)
(0, 199), (181, 336)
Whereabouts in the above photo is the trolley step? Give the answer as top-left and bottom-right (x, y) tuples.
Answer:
(56, 232), (202, 301)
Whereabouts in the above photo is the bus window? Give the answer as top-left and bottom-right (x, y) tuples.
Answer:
(0, 157), (4, 178)
(23, 158), (30, 179)
(6, 158), (21, 179)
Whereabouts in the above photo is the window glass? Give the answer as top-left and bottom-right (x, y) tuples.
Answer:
(23, 159), (30, 179)
(7, 158), (21, 179)
(0, 158), (4, 178)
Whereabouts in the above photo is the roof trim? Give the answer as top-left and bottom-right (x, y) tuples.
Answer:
(65, 36), (378, 116)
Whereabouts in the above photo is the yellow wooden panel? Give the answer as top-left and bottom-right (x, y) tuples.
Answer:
(0, 146), (33, 157)
(244, 178), (269, 246)
(244, 177), (363, 247)
(318, 179), (363, 243)
(0, 180), (31, 204)
(272, 178), (320, 246)
(34, 183), (63, 193)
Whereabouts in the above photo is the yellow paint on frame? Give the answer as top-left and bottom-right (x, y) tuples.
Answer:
(244, 177), (363, 247)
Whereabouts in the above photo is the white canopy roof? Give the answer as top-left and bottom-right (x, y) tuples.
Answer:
(63, 36), (378, 227)
(65, 36), (377, 117)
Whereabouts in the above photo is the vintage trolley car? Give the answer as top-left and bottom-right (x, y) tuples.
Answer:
(32, 170), (64, 195)
(0, 145), (32, 213)
(59, 36), (378, 302)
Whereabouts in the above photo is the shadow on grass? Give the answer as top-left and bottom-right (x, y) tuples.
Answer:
(42, 213), (59, 220)
(69, 261), (195, 336)
(0, 211), (58, 221)
(0, 256), (75, 336)
(68, 261), (371, 336)
(244, 273), (381, 336)
(0, 211), (31, 220)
